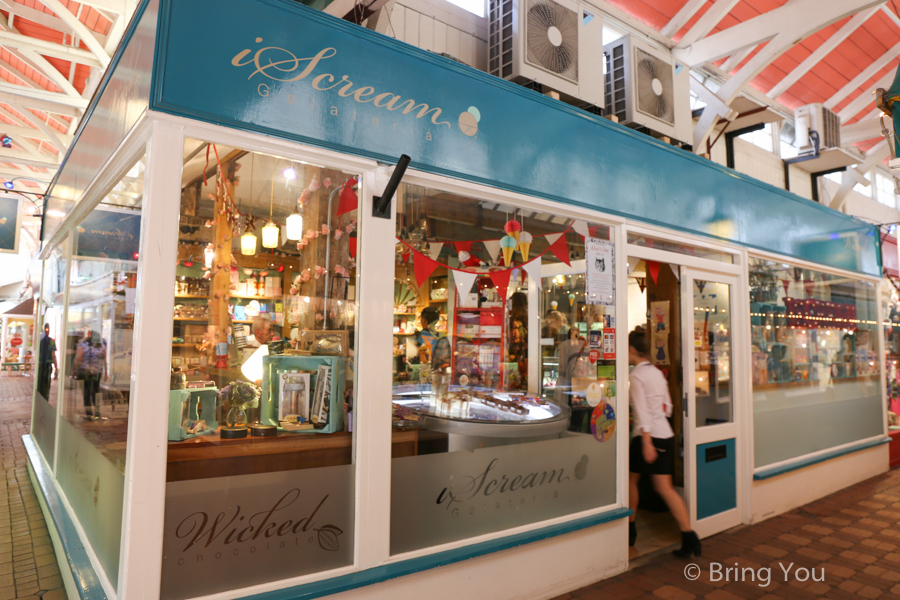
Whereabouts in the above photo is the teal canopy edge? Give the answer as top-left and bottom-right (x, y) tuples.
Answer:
(23, 435), (108, 600)
(239, 507), (632, 600)
(753, 436), (891, 480)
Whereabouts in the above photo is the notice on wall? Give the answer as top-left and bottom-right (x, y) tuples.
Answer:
(585, 238), (615, 306)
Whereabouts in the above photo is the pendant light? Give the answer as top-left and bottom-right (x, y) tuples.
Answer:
(285, 162), (303, 240)
(241, 154), (257, 256)
(262, 156), (279, 249)
(204, 243), (215, 268)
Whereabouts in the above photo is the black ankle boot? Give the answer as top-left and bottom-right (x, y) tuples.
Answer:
(629, 521), (637, 547)
(672, 531), (701, 558)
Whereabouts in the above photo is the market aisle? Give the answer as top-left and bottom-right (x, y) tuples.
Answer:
(0, 376), (68, 600)
(554, 466), (900, 600)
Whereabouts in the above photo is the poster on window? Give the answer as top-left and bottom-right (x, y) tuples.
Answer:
(0, 197), (21, 254)
(585, 237), (614, 306)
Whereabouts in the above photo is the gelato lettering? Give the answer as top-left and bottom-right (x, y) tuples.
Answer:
(436, 458), (576, 509)
(175, 490), (342, 553)
(232, 39), (455, 129)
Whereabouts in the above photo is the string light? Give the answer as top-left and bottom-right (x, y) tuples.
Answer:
(262, 156), (279, 249)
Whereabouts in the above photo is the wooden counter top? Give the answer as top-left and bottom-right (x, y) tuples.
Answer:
(165, 427), (443, 482)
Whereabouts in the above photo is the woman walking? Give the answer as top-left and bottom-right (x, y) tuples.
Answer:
(628, 327), (700, 558)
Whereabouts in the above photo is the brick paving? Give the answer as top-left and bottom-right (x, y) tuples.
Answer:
(555, 467), (900, 600)
(0, 376), (67, 600)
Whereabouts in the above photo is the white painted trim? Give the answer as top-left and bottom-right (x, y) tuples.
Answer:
(50, 236), (72, 477)
(115, 120), (169, 600)
(751, 433), (889, 475)
(625, 221), (743, 263)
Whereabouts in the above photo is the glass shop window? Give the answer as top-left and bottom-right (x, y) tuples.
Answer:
(57, 153), (146, 588)
(876, 171), (897, 209)
(160, 139), (360, 599)
(749, 257), (882, 468)
(390, 185), (619, 555)
(884, 287), (900, 433)
(627, 233), (734, 264)
(32, 240), (68, 462)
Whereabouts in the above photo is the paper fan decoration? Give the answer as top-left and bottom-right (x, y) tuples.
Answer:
(518, 231), (533, 261)
(500, 235), (517, 266)
(395, 280), (417, 306)
(504, 220), (522, 241)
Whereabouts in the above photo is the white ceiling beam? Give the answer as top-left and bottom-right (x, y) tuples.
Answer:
(766, 7), (878, 99)
(36, 0), (110, 68)
(0, 82), (88, 110)
(0, 123), (72, 146)
(720, 47), (755, 73)
(829, 139), (890, 210)
(0, 167), (54, 182)
(674, 0), (886, 67)
(661, 0), (707, 38)
(841, 116), (893, 145)
(0, 12), (82, 98)
(676, 0), (742, 50)
(6, 101), (67, 153)
(837, 69), (894, 122)
(0, 1), (109, 47)
(70, 0), (128, 13)
(103, 12), (126, 55)
(0, 29), (101, 68)
(0, 149), (58, 170)
(882, 4), (900, 28)
(690, 0), (886, 153)
(825, 41), (900, 110)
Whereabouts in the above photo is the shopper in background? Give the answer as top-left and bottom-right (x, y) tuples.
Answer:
(73, 329), (107, 420)
(628, 327), (700, 558)
(37, 323), (57, 401)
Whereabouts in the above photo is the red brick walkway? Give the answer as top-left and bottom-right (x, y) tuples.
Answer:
(0, 375), (67, 600)
(555, 467), (900, 600)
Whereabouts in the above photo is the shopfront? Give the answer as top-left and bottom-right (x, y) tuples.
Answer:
(24, 1), (890, 599)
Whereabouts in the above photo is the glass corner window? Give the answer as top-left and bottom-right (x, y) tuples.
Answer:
(160, 139), (360, 598)
(749, 257), (882, 467)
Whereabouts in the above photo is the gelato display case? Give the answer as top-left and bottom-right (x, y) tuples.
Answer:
(392, 384), (571, 437)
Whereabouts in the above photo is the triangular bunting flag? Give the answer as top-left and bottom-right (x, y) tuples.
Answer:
(545, 233), (563, 246)
(804, 279), (815, 298)
(572, 219), (589, 238)
(454, 241), (473, 254)
(489, 269), (512, 301)
(669, 263), (680, 281)
(413, 251), (440, 286)
(782, 279), (790, 297)
(336, 179), (359, 216)
(483, 239), (502, 264)
(627, 260), (638, 275)
(636, 277), (646, 293)
(646, 261), (660, 285)
(350, 235), (358, 259)
(428, 242), (444, 261)
(452, 269), (478, 298)
(548, 234), (571, 266)
(523, 257), (542, 288)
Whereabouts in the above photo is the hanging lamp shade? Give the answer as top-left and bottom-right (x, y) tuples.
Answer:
(262, 221), (279, 248)
(286, 212), (303, 240)
(204, 244), (215, 268)
(241, 230), (257, 255)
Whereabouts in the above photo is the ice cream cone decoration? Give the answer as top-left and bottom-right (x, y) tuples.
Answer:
(500, 235), (517, 266)
(569, 293), (576, 307)
(518, 231), (533, 261)
(504, 220), (522, 242)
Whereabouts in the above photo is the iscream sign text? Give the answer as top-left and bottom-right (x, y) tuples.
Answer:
(231, 39), (482, 141)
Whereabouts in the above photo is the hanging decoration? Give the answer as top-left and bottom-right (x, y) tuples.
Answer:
(489, 269), (512, 301)
(571, 219), (590, 238)
(453, 269), (478, 298)
(504, 219), (521, 241)
(428, 242), (444, 261)
(500, 235), (517, 266)
(337, 177), (359, 216)
(204, 244), (214, 269)
(483, 239), (502, 264)
(518, 231), (533, 261)
(545, 233), (571, 266)
(413, 251), (440, 285)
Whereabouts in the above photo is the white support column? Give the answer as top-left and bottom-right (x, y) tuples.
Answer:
(353, 165), (397, 569)
(116, 119), (181, 600)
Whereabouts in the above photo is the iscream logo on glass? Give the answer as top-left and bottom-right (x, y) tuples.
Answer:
(231, 38), (481, 142)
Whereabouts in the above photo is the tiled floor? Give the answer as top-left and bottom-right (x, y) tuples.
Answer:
(0, 375), (68, 600)
(555, 464), (900, 600)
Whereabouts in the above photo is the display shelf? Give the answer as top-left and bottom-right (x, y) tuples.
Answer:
(173, 317), (209, 321)
(230, 295), (276, 300)
(175, 294), (208, 299)
(171, 343), (200, 348)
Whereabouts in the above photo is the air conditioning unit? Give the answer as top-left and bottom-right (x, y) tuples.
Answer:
(794, 103), (841, 155)
(488, 0), (605, 109)
(603, 35), (691, 145)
